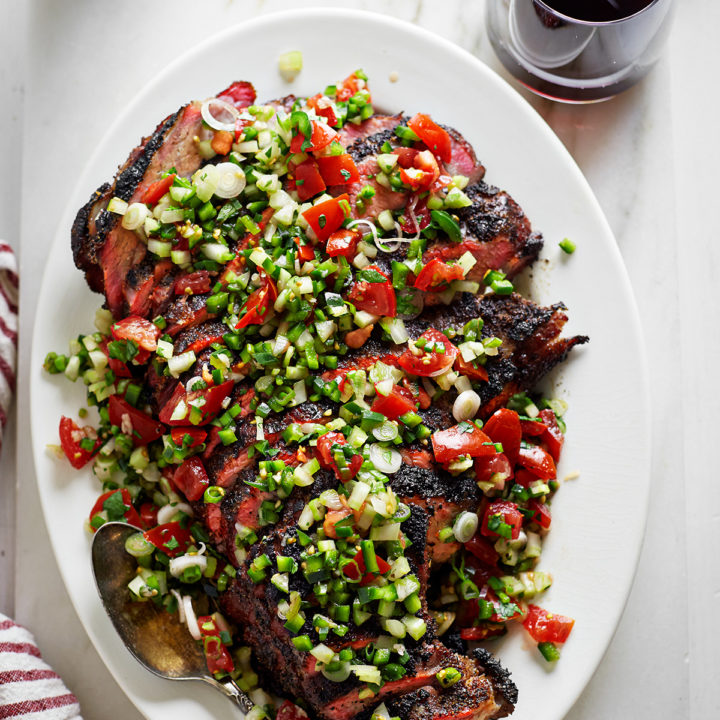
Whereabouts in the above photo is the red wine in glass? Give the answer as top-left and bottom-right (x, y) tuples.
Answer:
(486, 0), (674, 102)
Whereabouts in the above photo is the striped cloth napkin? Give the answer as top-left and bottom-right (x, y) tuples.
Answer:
(0, 244), (81, 718)
(0, 240), (17, 450)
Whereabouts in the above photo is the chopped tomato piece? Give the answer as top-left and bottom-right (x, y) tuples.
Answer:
(454, 355), (489, 382)
(326, 229), (360, 260)
(527, 499), (552, 529)
(290, 120), (337, 153)
(413, 258), (464, 292)
(523, 605), (574, 644)
(173, 456), (210, 502)
(517, 445), (556, 480)
(336, 72), (367, 102)
(539, 409), (564, 462)
(371, 385), (417, 420)
(400, 166), (434, 192)
(464, 535), (500, 567)
(307, 94), (338, 126)
(236, 275), (277, 329)
(159, 380), (234, 426)
(174, 271), (212, 296)
(482, 409), (521, 465)
(398, 328), (458, 377)
(317, 154), (360, 185)
(294, 158), (327, 202)
(112, 316), (161, 352)
(143, 521), (192, 557)
(520, 418), (547, 437)
(276, 701), (309, 720)
(139, 501), (158, 528)
(460, 626), (506, 641)
(432, 423), (495, 465)
(89, 489), (142, 531)
(316, 431), (363, 481)
(100, 339), (132, 378)
(202, 634), (234, 675)
(302, 194), (351, 243)
(293, 236), (315, 261)
(514, 468), (540, 488)
(348, 265), (396, 317)
(108, 395), (166, 446)
(474, 453), (513, 486)
(171, 427), (207, 449)
(407, 113), (452, 163)
(59, 416), (101, 469)
(480, 500), (523, 541)
(342, 548), (391, 583)
(141, 174), (175, 206)
(398, 196), (431, 235)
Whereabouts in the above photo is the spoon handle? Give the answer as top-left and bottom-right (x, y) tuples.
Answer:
(217, 677), (254, 714)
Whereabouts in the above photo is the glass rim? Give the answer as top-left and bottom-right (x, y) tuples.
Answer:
(533, 0), (663, 27)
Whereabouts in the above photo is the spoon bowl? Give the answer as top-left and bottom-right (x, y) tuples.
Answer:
(91, 521), (252, 713)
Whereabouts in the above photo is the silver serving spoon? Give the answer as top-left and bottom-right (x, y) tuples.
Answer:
(91, 521), (252, 714)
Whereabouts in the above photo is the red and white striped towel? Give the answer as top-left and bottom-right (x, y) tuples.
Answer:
(0, 616), (82, 719)
(0, 241), (18, 450)
(0, 246), (79, 717)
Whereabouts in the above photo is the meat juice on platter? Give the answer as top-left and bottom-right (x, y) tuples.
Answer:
(486, 0), (673, 102)
(47, 67), (588, 720)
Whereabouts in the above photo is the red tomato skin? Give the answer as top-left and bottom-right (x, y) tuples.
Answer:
(432, 424), (495, 465)
(276, 700), (309, 720)
(523, 605), (574, 644)
(481, 500), (523, 541)
(520, 418), (547, 437)
(527, 499), (552, 529)
(159, 380), (234, 426)
(371, 386), (417, 420)
(454, 355), (489, 382)
(517, 445), (557, 480)
(293, 236), (315, 262)
(474, 453), (513, 485)
(174, 271), (212, 296)
(347, 265), (397, 317)
(143, 521), (192, 557)
(539, 409), (564, 462)
(100, 339), (132, 378)
(316, 154), (360, 185)
(342, 549), (391, 584)
(397, 328), (458, 377)
(171, 426), (207, 449)
(460, 626), (506, 641)
(173, 456), (210, 502)
(89, 489), (143, 531)
(302, 194), (350, 243)
(294, 158), (327, 202)
(59, 416), (100, 469)
(108, 395), (166, 446)
(483, 409), (522, 465)
(316, 431), (362, 481)
(336, 72), (366, 102)
(142, 174), (175, 206)
(413, 258), (464, 292)
(464, 535), (500, 567)
(111, 316), (161, 352)
(290, 121), (337, 153)
(325, 229), (360, 259)
(139, 502), (158, 527)
(407, 113), (452, 163)
(203, 636), (235, 675)
(236, 276), (277, 329)
(307, 94), (338, 126)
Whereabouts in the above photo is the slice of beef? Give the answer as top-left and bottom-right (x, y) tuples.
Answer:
(72, 102), (205, 317)
(442, 125), (486, 186)
(337, 114), (404, 151)
(423, 182), (543, 282)
(221, 505), (515, 720)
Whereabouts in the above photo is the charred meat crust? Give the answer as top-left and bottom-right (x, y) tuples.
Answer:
(472, 648), (519, 709)
(71, 109), (183, 294)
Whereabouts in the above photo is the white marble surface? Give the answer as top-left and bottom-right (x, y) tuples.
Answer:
(3, 0), (718, 718)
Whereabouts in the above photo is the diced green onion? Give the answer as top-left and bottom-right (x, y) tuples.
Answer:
(559, 238), (576, 254)
(538, 642), (561, 662)
(278, 50), (303, 82)
(452, 511), (479, 543)
(436, 667), (462, 687)
(124, 532), (154, 558)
